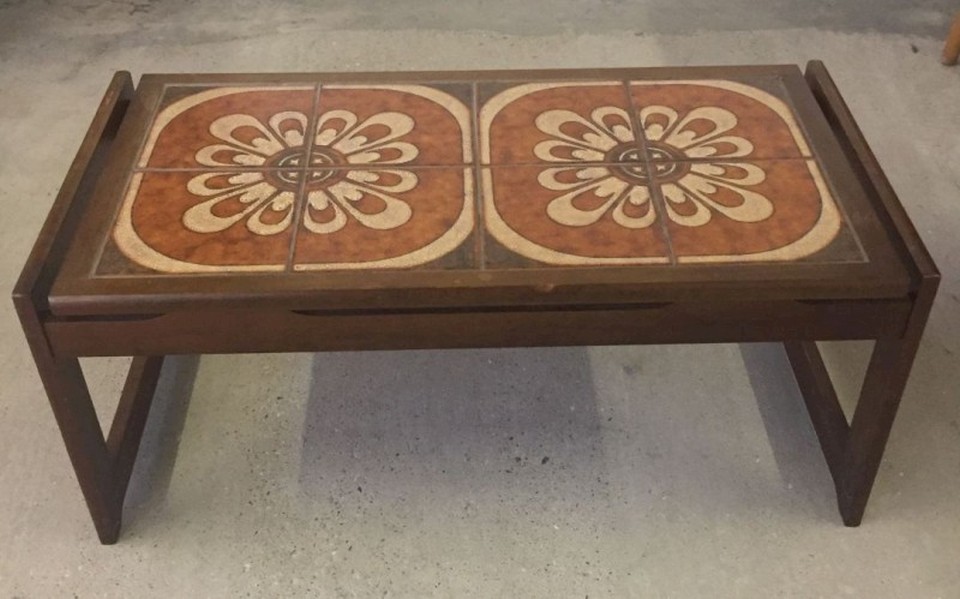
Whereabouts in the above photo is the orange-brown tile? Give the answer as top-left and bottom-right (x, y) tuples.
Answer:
(293, 167), (474, 270)
(659, 159), (860, 262)
(110, 171), (296, 272)
(142, 86), (316, 169)
(479, 82), (636, 165)
(311, 85), (472, 167)
(631, 81), (811, 162)
(483, 166), (670, 266)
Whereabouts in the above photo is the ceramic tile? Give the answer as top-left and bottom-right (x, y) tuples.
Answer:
(99, 76), (869, 277)
(310, 84), (473, 167)
(630, 80), (812, 162)
(109, 170), (297, 273)
(140, 86), (317, 169)
(292, 167), (475, 270)
(482, 166), (670, 266)
(478, 81), (637, 165)
(657, 159), (862, 263)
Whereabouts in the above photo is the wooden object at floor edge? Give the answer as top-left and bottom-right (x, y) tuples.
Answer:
(943, 11), (960, 65)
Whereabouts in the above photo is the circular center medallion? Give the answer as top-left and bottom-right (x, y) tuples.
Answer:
(264, 147), (347, 191)
(606, 142), (690, 185)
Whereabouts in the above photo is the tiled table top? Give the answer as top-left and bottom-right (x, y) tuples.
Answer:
(87, 70), (871, 276)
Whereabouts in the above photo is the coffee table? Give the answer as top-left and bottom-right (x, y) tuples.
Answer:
(14, 63), (938, 544)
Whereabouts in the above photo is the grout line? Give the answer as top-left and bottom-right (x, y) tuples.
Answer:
(635, 155), (814, 164)
(624, 80), (677, 266)
(471, 156), (815, 168)
(136, 166), (315, 173)
(470, 82), (486, 269)
(285, 83), (323, 271)
(132, 158), (830, 174)
(134, 164), (476, 173)
(646, 172), (678, 267)
(476, 160), (656, 168)
(154, 81), (318, 89)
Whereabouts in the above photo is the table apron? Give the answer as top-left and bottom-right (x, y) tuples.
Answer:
(44, 298), (912, 357)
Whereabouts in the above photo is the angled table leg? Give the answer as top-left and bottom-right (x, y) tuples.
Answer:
(786, 276), (937, 525)
(36, 355), (164, 543)
(36, 353), (120, 543)
(835, 334), (925, 525)
(16, 297), (164, 544)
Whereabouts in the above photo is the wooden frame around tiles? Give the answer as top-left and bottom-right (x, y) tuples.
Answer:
(13, 63), (938, 543)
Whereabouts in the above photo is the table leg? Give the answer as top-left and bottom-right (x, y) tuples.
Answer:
(39, 355), (123, 543)
(785, 278), (937, 525)
(786, 336), (924, 525)
(834, 335), (926, 525)
(34, 352), (164, 543)
(17, 299), (164, 543)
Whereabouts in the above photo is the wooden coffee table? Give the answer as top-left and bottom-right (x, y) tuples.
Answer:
(14, 63), (938, 543)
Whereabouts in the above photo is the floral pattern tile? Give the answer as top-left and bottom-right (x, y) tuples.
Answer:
(479, 82), (636, 165)
(662, 159), (851, 262)
(109, 84), (475, 274)
(481, 158), (857, 266)
(630, 81), (812, 161)
(140, 87), (317, 169)
(112, 171), (294, 272)
(311, 85), (473, 167)
(293, 168), (474, 270)
(483, 166), (671, 266)
(101, 77), (864, 276)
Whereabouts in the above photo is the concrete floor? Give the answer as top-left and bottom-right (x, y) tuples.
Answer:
(1, 1), (959, 596)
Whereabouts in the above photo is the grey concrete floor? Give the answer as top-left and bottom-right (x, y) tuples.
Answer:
(1, 1), (959, 597)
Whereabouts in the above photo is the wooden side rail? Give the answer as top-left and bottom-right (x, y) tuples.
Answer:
(804, 60), (939, 286)
(43, 299), (912, 358)
(13, 71), (135, 312)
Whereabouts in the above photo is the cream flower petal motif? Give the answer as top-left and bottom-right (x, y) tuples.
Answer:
(196, 111), (309, 167)
(534, 107), (655, 229)
(184, 172), (296, 236)
(641, 104), (772, 228)
(534, 107), (635, 162)
(534, 104), (774, 230)
(304, 110), (421, 233)
(315, 110), (419, 165)
(660, 162), (772, 227)
(640, 106), (753, 159)
(304, 169), (417, 234)
(539, 167), (655, 229)
(185, 108), (422, 237)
